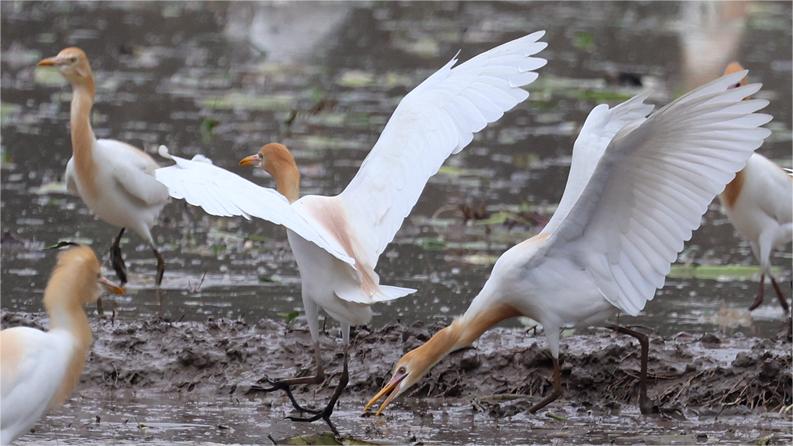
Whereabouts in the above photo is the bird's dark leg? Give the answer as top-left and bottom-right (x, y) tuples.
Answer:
(110, 228), (128, 285)
(248, 342), (325, 414)
(749, 273), (766, 311)
(769, 276), (790, 313)
(607, 324), (657, 415)
(527, 355), (562, 413)
(99, 227), (128, 318)
(287, 345), (349, 436)
(152, 247), (165, 287)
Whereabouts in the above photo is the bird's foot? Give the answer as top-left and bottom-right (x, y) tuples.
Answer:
(287, 404), (340, 437)
(247, 377), (322, 414)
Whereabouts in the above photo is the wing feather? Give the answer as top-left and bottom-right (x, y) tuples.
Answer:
(154, 147), (355, 265)
(338, 31), (548, 267)
(536, 70), (772, 315)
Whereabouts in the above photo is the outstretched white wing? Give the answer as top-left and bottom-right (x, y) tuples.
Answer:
(543, 94), (655, 234)
(338, 31), (548, 268)
(154, 147), (355, 265)
(537, 71), (772, 315)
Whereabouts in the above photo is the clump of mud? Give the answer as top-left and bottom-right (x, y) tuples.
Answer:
(2, 312), (790, 415)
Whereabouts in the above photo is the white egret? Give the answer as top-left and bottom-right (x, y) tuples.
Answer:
(38, 48), (169, 289)
(155, 31), (548, 428)
(365, 69), (772, 416)
(0, 246), (124, 444)
(718, 62), (792, 313)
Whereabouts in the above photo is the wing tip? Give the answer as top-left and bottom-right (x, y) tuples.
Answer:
(158, 145), (172, 160)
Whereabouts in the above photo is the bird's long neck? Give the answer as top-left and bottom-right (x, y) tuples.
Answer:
(43, 277), (93, 407)
(272, 162), (301, 203)
(413, 301), (520, 370)
(70, 77), (98, 199)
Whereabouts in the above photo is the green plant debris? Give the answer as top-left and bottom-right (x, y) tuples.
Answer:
(415, 237), (446, 251)
(0, 102), (22, 122)
(277, 310), (300, 327)
(199, 92), (294, 111)
(545, 412), (568, 422)
(461, 253), (499, 266)
(199, 117), (218, 143)
(336, 70), (375, 88)
(0, 147), (14, 169)
(32, 181), (69, 195)
(573, 31), (594, 51)
(34, 67), (68, 86)
(277, 433), (380, 445)
(438, 165), (466, 176)
(258, 275), (276, 283)
(668, 264), (779, 281)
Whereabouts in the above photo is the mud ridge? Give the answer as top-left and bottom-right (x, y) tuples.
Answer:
(2, 312), (790, 414)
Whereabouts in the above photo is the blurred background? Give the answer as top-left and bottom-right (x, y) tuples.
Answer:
(2, 1), (791, 336)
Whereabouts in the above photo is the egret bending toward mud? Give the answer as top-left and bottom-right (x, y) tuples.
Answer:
(155, 31), (548, 428)
(718, 63), (792, 314)
(366, 70), (772, 415)
(38, 48), (169, 289)
(0, 246), (124, 444)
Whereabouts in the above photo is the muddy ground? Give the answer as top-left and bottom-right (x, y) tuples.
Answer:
(3, 311), (791, 444)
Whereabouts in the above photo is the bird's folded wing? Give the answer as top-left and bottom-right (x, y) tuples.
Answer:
(95, 139), (170, 206)
(537, 71), (772, 316)
(1, 328), (69, 430)
(338, 31), (548, 268)
(154, 147), (355, 266)
(113, 163), (170, 206)
(543, 94), (655, 234)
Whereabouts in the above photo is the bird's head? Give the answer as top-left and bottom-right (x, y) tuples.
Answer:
(723, 61), (748, 88)
(364, 345), (437, 416)
(239, 143), (300, 202)
(239, 143), (294, 174)
(46, 245), (125, 307)
(38, 47), (93, 86)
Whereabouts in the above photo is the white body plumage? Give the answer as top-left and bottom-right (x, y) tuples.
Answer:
(0, 328), (75, 445)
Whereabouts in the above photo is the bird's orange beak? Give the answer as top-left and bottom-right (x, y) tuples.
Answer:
(37, 56), (63, 67)
(239, 154), (261, 167)
(98, 276), (125, 295)
(364, 369), (407, 416)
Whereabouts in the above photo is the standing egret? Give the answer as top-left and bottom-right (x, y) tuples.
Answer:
(155, 31), (548, 428)
(365, 70), (771, 415)
(0, 246), (124, 444)
(37, 48), (169, 289)
(718, 62), (792, 313)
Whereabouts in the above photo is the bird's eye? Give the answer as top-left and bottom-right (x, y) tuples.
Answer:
(69, 57), (77, 63)
(397, 366), (406, 374)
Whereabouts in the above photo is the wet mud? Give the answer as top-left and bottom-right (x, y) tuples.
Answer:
(3, 311), (790, 415)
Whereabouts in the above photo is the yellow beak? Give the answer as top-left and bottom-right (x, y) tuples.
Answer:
(239, 154), (260, 167)
(37, 56), (62, 67)
(364, 371), (406, 416)
(98, 276), (125, 295)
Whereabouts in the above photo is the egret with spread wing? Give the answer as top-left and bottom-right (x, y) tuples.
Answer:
(366, 70), (772, 416)
(155, 31), (548, 428)
(37, 48), (169, 291)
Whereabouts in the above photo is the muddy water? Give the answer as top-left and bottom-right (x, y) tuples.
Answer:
(1, 1), (792, 444)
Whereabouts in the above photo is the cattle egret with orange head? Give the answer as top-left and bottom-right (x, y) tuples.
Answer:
(155, 31), (548, 429)
(0, 246), (124, 444)
(718, 62), (792, 313)
(366, 69), (772, 416)
(37, 48), (169, 289)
